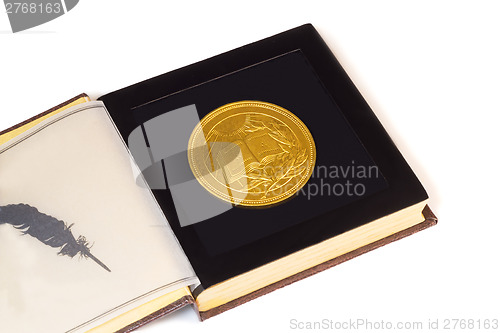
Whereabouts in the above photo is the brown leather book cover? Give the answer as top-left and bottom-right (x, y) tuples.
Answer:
(117, 294), (195, 333)
(0, 93), (89, 142)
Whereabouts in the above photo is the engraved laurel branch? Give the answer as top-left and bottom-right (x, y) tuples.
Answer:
(242, 118), (308, 198)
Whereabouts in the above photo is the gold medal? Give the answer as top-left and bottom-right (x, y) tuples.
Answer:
(188, 101), (316, 207)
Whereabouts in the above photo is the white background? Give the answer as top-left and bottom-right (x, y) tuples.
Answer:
(1, 1), (499, 332)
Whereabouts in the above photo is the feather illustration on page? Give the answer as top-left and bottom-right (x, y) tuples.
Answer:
(0, 203), (111, 272)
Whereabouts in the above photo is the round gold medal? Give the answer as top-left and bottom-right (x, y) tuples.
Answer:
(188, 101), (316, 207)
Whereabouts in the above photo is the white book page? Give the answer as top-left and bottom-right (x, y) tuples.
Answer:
(0, 101), (199, 333)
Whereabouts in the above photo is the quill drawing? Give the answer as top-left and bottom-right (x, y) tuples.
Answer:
(0, 203), (111, 272)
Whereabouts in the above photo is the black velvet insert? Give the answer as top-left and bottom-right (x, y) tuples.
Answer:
(130, 50), (388, 256)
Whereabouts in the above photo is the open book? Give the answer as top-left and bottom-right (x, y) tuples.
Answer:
(0, 24), (437, 332)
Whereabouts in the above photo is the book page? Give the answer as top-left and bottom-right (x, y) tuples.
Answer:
(0, 101), (199, 333)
